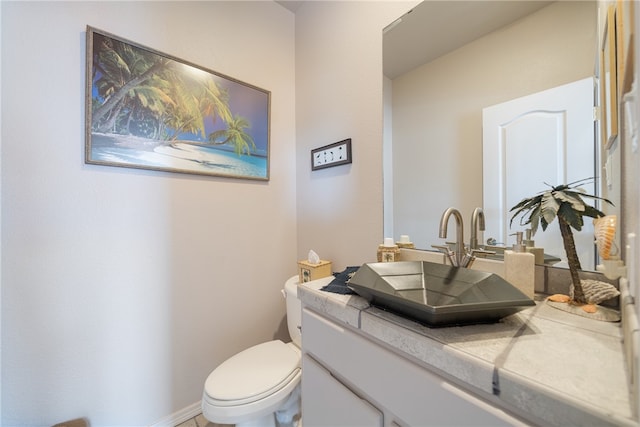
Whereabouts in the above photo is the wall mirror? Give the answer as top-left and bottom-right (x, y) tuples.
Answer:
(383, 0), (617, 272)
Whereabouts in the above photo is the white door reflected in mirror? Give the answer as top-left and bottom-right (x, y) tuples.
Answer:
(482, 77), (596, 270)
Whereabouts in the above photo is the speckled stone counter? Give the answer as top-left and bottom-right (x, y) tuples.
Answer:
(296, 275), (637, 427)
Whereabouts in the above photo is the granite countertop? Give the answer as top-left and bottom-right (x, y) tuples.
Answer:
(297, 275), (636, 427)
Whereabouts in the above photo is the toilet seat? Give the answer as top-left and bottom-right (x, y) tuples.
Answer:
(204, 340), (301, 406)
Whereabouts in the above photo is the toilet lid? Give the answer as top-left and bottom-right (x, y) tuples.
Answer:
(205, 340), (301, 403)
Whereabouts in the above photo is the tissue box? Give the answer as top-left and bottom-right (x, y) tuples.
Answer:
(298, 260), (332, 283)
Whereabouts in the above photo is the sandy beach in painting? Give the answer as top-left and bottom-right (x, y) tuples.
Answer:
(90, 133), (267, 178)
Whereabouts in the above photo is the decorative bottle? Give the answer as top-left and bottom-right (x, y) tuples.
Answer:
(523, 228), (544, 265)
(377, 238), (400, 262)
(504, 232), (535, 299)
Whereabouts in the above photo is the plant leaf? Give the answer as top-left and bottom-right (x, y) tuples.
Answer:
(510, 196), (536, 212)
(509, 195), (542, 228)
(553, 190), (586, 211)
(528, 204), (541, 235)
(558, 202), (584, 231)
(583, 205), (606, 219)
(540, 215), (550, 231)
(540, 191), (559, 225)
(577, 191), (615, 207)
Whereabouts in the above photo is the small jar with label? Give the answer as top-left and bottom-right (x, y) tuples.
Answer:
(396, 234), (415, 249)
(377, 238), (400, 262)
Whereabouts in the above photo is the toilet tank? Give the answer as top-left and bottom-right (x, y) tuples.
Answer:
(283, 276), (302, 348)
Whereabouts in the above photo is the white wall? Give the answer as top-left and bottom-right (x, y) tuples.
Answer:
(295, 1), (417, 270)
(1, 1), (295, 426)
(389, 1), (597, 248)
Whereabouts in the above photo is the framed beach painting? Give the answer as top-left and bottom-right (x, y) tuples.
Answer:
(600, 5), (618, 149)
(85, 26), (270, 181)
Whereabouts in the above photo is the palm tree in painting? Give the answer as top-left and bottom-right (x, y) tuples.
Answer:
(91, 34), (172, 132)
(91, 33), (232, 142)
(197, 78), (233, 128)
(162, 72), (232, 141)
(207, 116), (256, 155)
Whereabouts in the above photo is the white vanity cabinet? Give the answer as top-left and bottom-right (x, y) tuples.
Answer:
(303, 354), (383, 426)
(301, 307), (528, 427)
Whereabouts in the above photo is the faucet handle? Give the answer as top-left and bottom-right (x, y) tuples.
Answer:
(431, 245), (457, 266)
(470, 248), (496, 258)
(431, 244), (451, 253)
(486, 237), (502, 246)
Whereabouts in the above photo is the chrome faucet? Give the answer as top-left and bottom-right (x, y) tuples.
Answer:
(438, 207), (467, 267)
(434, 207), (493, 267)
(470, 207), (485, 250)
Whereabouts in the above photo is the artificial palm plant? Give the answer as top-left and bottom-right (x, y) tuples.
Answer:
(509, 178), (613, 304)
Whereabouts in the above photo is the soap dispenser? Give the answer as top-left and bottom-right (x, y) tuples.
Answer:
(504, 231), (535, 299)
(523, 228), (544, 265)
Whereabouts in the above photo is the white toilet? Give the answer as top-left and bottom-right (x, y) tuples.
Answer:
(202, 276), (302, 427)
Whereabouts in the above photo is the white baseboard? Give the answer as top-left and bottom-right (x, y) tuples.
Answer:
(149, 401), (202, 427)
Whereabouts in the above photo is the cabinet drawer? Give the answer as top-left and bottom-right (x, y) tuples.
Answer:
(302, 308), (527, 426)
(302, 353), (383, 427)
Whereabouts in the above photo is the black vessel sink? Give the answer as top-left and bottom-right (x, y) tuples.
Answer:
(347, 261), (535, 327)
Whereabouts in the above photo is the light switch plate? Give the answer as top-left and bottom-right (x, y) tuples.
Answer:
(311, 138), (352, 170)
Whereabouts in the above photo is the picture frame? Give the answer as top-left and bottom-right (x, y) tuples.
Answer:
(601, 5), (618, 149)
(85, 26), (271, 181)
(311, 138), (352, 171)
(617, 0), (635, 95)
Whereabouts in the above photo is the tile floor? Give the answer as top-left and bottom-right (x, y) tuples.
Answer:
(175, 413), (231, 427)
